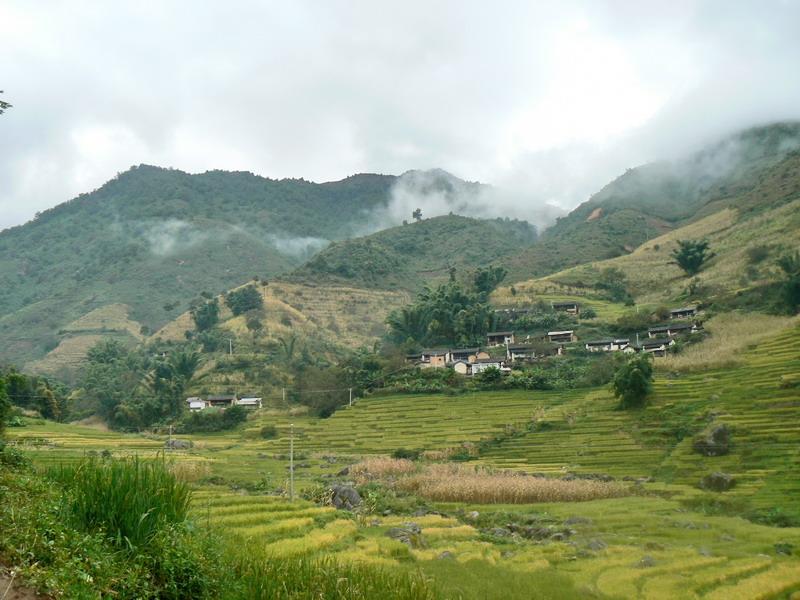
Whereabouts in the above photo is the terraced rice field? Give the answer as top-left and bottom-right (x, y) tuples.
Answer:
(188, 488), (800, 599)
(8, 321), (800, 598)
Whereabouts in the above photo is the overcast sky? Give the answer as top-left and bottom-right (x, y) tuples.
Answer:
(2, 1), (800, 229)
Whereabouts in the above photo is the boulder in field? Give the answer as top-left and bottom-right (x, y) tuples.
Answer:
(330, 485), (361, 510)
(692, 424), (731, 456)
(164, 439), (193, 450)
(700, 472), (736, 492)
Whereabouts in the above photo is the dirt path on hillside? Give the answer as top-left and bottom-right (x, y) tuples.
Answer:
(0, 567), (49, 600)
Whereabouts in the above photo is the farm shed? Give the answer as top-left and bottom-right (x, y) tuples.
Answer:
(552, 301), (580, 315)
(487, 331), (515, 346)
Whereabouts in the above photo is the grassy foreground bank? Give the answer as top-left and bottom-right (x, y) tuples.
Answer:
(0, 450), (437, 599)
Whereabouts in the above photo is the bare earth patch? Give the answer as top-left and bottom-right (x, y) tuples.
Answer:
(0, 567), (48, 600)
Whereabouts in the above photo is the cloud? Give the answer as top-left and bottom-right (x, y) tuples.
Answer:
(266, 234), (329, 259)
(1, 1), (800, 230)
(142, 219), (216, 256)
(360, 169), (564, 235)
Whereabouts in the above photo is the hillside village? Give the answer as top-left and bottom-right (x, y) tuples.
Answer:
(405, 302), (703, 376)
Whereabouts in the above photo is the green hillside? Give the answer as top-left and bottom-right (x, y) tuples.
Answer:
(0, 166), (403, 366)
(0, 167), (495, 370)
(504, 122), (800, 281)
(289, 215), (537, 291)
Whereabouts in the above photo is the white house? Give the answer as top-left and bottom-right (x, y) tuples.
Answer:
(186, 397), (207, 412)
(237, 397), (263, 410)
(486, 331), (515, 346)
(624, 338), (675, 357)
(507, 345), (536, 362)
(452, 360), (471, 375)
(471, 358), (504, 374)
(546, 330), (576, 343)
(648, 323), (701, 338)
(669, 306), (697, 319)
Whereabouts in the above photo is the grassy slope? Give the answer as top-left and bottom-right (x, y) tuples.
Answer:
(144, 280), (411, 396)
(546, 197), (798, 306)
(288, 215), (537, 292)
(503, 123), (800, 283)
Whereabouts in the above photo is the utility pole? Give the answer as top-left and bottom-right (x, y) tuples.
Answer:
(229, 339), (233, 355)
(168, 424), (173, 450)
(282, 387), (286, 404)
(349, 388), (353, 407)
(289, 423), (295, 502)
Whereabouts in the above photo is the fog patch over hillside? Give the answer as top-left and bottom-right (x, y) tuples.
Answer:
(142, 219), (217, 256)
(360, 169), (565, 235)
(266, 233), (329, 259)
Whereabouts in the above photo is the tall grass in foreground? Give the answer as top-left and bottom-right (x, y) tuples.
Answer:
(397, 464), (628, 504)
(47, 455), (191, 549)
(233, 555), (437, 600)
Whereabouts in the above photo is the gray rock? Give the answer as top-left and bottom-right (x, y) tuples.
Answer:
(466, 511), (480, 521)
(336, 466), (350, 476)
(550, 532), (567, 542)
(698, 547), (712, 557)
(587, 539), (607, 551)
(636, 555), (656, 568)
(330, 485), (361, 510)
(488, 527), (512, 538)
(700, 472), (735, 492)
(720, 534), (736, 542)
(438, 551), (454, 560)
(164, 439), (192, 450)
(402, 522), (422, 534)
(775, 542), (794, 556)
(693, 424), (731, 456)
(564, 516), (592, 526)
(386, 523), (425, 548)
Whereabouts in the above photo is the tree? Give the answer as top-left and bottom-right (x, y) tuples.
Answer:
(412, 208), (422, 222)
(0, 91), (11, 115)
(0, 376), (9, 435)
(777, 250), (800, 314)
(191, 299), (219, 331)
(475, 366), (503, 386)
(597, 267), (631, 303)
(612, 354), (654, 409)
(670, 239), (715, 276)
(225, 285), (263, 316)
(473, 265), (507, 296)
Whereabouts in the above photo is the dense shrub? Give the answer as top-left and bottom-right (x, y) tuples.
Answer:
(612, 354), (654, 409)
(225, 285), (263, 316)
(259, 424), (278, 439)
(191, 298), (220, 331)
(392, 448), (421, 460)
(177, 405), (248, 433)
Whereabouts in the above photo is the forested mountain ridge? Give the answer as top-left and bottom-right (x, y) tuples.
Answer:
(504, 122), (800, 281)
(0, 165), (499, 371)
(288, 214), (537, 291)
